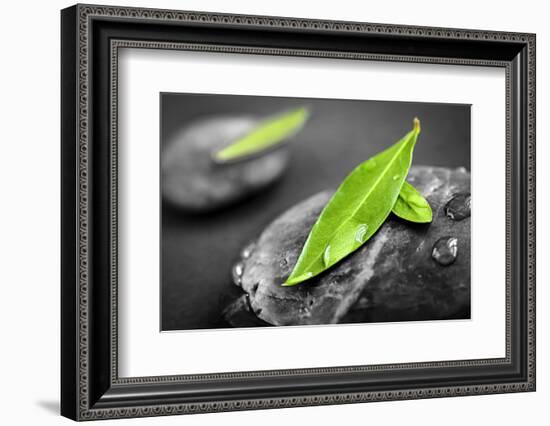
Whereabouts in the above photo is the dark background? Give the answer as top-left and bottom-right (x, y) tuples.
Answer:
(161, 93), (470, 331)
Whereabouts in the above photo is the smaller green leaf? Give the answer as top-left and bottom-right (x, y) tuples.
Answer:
(213, 107), (310, 162)
(392, 181), (432, 223)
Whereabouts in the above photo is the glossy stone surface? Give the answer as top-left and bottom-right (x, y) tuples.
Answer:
(232, 166), (471, 326)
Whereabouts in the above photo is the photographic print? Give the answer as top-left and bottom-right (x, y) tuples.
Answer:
(61, 6), (536, 418)
(160, 93), (471, 331)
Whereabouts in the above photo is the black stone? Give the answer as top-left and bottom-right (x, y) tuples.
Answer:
(162, 116), (289, 212)
(231, 166), (471, 326)
(445, 192), (471, 221)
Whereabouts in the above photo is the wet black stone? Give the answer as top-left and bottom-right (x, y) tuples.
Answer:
(222, 295), (271, 328)
(445, 192), (471, 221)
(229, 166), (471, 326)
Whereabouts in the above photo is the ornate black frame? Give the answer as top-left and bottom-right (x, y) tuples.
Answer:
(61, 3), (536, 421)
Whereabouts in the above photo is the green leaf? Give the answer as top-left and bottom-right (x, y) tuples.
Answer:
(283, 118), (422, 286)
(392, 181), (433, 223)
(213, 106), (310, 162)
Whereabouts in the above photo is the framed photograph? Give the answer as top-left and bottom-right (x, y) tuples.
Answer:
(61, 4), (536, 421)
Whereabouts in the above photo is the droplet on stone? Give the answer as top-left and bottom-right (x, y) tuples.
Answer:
(244, 293), (254, 312)
(355, 297), (370, 309)
(445, 192), (471, 221)
(241, 241), (256, 259)
(432, 237), (458, 266)
(232, 261), (245, 286)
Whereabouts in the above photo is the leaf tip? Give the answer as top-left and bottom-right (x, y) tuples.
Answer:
(281, 271), (314, 286)
(300, 105), (312, 119)
(413, 117), (421, 133)
(289, 106), (312, 129)
(426, 209), (433, 223)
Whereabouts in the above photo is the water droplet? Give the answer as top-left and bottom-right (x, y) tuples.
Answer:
(432, 237), (458, 266)
(232, 261), (244, 287)
(457, 166), (467, 173)
(241, 241), (256, 259)
(355, 297), (370, 309)
(355, 223), (369, 243)
(244, 293), (253, 310)
(323, 245), (331, 266)
(392, 174), (400, 181)
(365, 159), (377, 171)
(445, 192), (471, 221)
